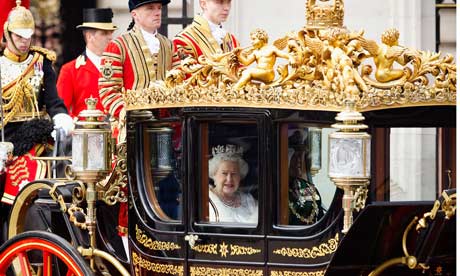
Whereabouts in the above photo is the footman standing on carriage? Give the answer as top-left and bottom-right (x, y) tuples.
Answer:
(173, 0), (239, 67)
(98, 0), (176, 257)
(0, 0), (73, 237)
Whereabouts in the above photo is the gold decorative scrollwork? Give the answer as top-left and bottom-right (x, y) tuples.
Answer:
(189, 266), (264, 276)
(71, 181), (86, 205)
(135, 225), (181, 251)
(440, 191), (456, 219)
(230, 244), (262, 256)
(97, 142), (128, 205)
(191, 242), (262, 258)
(132, 252), (183, 275)
(273, 233), (339, 259)
(271, 270), (325, 276)
(191, 244), (218, 255)
(417, 191), (456, 231)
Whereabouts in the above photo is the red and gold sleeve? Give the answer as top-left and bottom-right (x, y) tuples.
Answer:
(172, 35), (202, 69)
(98, 39), (125, 119)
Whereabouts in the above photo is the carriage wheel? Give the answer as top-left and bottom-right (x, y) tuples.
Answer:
(0, 231), (93, 276)
(8, 181), (54, 239)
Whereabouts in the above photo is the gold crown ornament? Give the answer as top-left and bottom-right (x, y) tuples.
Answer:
(305, 0), (344, 29)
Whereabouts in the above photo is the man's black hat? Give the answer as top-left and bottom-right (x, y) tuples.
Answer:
(76, 8), (117, 31)
(128, 0), (171, 12)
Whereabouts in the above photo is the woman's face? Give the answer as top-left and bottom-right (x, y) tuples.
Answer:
(213, 160), (241, 197)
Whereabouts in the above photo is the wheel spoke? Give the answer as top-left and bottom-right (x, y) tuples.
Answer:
(18, 252), (32, 276)
(42, 251), (51, 276)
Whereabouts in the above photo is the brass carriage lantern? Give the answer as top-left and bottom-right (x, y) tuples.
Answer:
(71, 97), (112, 183)
(328, 100), (371, 233)
(71, 97), (112, 261)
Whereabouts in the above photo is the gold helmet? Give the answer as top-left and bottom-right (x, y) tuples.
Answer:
(3, 0), (35, 40)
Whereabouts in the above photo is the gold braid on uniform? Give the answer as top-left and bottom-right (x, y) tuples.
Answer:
(30, 46), (56, 62)
(1, 53), (44, 127)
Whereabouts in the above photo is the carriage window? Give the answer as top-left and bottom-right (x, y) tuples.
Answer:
(143, 121), (183, 222)
(279, 124), (336, 226)
(198, 121), (259, 225)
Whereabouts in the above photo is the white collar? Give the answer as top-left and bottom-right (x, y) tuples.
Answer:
(140, 28), (160, 54)
(205, 18), (222, 33)
(203, 16), (227, 45)
(85, 48), (101, 69)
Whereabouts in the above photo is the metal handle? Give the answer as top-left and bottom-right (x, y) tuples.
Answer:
(184, 234), (199, 248)
(446, 169), (452, 189)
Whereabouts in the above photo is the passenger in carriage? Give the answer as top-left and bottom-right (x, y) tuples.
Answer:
(288, 130), (324, 225)
(208, 144), (258, 224)
(0, 1), (73, 239)
(57, 8), (117, 118)
(173, 0), (239, 67)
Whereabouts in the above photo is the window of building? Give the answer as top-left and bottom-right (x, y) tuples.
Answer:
(160, 0), (194, 38)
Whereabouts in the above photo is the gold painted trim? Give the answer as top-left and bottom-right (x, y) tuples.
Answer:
(124, 85), (455, 113)
(436, 3), (456, 8)
(189, 266), (264, 276)
(135, 225), (181, 251)
(271, 270), (325, 276)
(132, 252), (184, 275)
(273, 233), (339, 259)
(191, 241), (262, 258)
(230, 244), (262, 256)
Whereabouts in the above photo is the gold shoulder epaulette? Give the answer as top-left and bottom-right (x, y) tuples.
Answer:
(30, 46), (56, 62)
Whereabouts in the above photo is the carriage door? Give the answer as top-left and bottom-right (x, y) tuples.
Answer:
(185, 112), (268, 275)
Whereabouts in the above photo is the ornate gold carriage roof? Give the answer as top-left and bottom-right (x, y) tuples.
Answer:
(124, 0), (456, 112)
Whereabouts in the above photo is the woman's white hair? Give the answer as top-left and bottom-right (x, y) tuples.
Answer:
(208, 144), (249, 180)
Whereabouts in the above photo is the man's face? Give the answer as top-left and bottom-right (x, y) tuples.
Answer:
(201, 0), (232, 25)
(86, 29), (114, 56)
(9, 33), (32, 55)
(131, 3), (162, 33)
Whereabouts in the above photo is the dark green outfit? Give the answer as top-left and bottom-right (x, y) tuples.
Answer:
(289, 177), (323, 225)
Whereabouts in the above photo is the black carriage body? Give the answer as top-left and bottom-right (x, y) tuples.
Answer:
(127, 107), (342, 275)
(125, 106), (456, 275)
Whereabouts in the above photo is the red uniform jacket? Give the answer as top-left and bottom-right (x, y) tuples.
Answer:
(57, 54), (105, 118)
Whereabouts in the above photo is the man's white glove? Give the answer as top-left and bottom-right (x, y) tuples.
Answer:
(52, 113), (74, 139)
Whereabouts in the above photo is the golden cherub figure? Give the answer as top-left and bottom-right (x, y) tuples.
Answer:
(359, 28), (412, 83)
(234, 29), (296, 89)
(321, 27), (368, 96)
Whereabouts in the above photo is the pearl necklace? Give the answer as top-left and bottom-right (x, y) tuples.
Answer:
(212, 188), (241, 208)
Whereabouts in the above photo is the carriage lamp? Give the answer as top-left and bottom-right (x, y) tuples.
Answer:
(70, 97), (113, 268)
(146, 126), (174, 183)
(328, 100), (371, 233)
(71, 97), (112, 183)
(308, 127), (322, 176)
